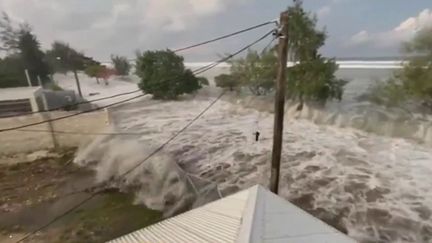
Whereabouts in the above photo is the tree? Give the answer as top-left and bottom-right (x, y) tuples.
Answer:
(0, 54), (27, 88)
(368, 27), (432, 110)
(85, 64), (104, 84)
(0, 12), (20, 51)
(229, 48), (277, 95)
(18, 30), (50, 84)
(111, 55), (131, 76)
(198, 77), (209, 86)
(46, 41), (98, 73)
(285, 1), (346, 105)
(46, 41), (99, 97)
(215, 74), (238, 91)
(136, 50), (201, 99)
(0, 13), (50, 86)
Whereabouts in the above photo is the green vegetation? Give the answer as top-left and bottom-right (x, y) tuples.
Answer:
(198, 76), (209, 86)
(46, 41), (99, 73)
(228, 48), (276, 95)
(368, 27), (432, 109)
(0, 54), (27, 88)
(217, 1), (346, 105)
(0, 13), (51, 87)
(57, 193), (161, 243)
(111, 55), (131, 76)
(136, 50), (202, 99)
(0, 13), (98, 88)
(85, 64), (105, 84)
(215, 73), (239, 91)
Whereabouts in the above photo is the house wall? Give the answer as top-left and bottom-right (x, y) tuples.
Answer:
(0, 110), (109, 161)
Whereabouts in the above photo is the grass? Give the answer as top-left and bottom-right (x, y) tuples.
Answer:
(56, 192), (162, 243)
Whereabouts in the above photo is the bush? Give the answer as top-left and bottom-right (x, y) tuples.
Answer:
(367, 27), (432, 110)
(197, 77), (209, 86)
(229, 49), (276, 95)
(135, 50), (201, 99)
(287, 58), (347, 103)
(111, 55), (131, 76)
(214, 74), (238, 91)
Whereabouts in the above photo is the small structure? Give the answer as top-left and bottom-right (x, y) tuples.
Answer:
(0, 87), (43, 116)
(108, 185), (356, 243)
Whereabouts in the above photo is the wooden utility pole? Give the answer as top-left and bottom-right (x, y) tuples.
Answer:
(270, 11), (289, 194)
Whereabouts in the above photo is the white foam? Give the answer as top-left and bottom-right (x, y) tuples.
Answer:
(74, 91), (432, 242)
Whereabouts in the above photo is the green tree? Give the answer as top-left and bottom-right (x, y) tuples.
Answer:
(46, 41), (98, 73)
(215, 74), (239, 91)
(0, 13), (50, 86)
(85, 64), (104, 84)
(0, 54), (27, 88)
(368, 27), (432, 109)
(0, 12), (20, 51)
(198, 77), (209, 86)
(18, 30), (50, 84)
(111, 55), (131, 76)
(229, 48), (277, 95)
(136, 50), (201, 99)
(285, 1), (346, 105)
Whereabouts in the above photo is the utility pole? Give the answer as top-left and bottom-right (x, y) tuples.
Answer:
(73, 69), (83, 98)
(24, 69), (32, 87)
(270, 11), (289, 194)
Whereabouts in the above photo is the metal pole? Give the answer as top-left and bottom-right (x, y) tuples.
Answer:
(37, 76), (43, 87)
(25, 69), (32, 87)
(270, 11), (289, 194)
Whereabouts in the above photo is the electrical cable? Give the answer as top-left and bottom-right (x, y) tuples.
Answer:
(173, 21), (277, 53)
(0, 89), (142, 119)
(0, 94), (147, 133)
(192, 29), (276, 75)
(13, 29), (275, 242)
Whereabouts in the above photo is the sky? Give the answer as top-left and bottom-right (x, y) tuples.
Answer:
(0, 0), (431, 62)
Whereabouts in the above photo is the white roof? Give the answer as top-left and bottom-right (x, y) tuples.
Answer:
(108, 185), (356, 243)
(0, 87), (41, 101)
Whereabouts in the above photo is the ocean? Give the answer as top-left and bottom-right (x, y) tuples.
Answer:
(72, 63), (432, 243)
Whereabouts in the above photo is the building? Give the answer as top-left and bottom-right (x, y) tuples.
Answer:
(0, 87), (43, 116)
(0, 86), (77, 117)
(108, 185), (357, 243)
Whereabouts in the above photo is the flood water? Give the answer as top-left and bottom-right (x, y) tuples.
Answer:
(74, 66), (432, 243)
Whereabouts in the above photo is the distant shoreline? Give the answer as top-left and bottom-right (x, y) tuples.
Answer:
(185, 61), (405, 69)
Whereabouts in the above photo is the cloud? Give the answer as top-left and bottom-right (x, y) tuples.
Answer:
(0, 0), (247, 60)
(348, 8), (432, 48)
(317, 6), (331, 18)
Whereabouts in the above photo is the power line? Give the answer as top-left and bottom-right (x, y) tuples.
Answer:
(119, 91), (225, 178)
(173, 21), (277, 53)
(0, 94), (147, 133)
(0, 89), (142, 119)
(13, 29), (275, 136)
(13, 91), (226, 243)
(12, 28), (273, 241)
(16, 193), (99, 243)
(3, 21), (276, 119)
(193, 29), (276, 75)
(18, 129), (146, 136)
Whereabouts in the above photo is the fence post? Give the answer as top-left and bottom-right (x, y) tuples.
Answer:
(42, 93), (59, 150)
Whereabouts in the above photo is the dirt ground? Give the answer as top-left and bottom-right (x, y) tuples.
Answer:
(0, 148), (161, 243)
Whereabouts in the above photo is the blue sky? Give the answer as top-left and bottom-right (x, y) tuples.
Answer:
(0, 0), (431, 61)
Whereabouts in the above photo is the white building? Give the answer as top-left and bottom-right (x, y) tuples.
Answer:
(0, 86), (43, 116)
(108, 185), (357, 243)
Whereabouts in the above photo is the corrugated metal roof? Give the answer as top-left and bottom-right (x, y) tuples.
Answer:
(109, 189), (250, 243)
(108, 185), (357, 243)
